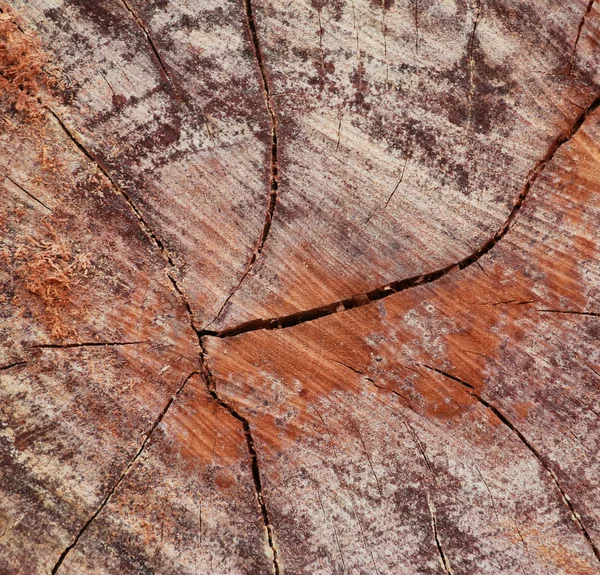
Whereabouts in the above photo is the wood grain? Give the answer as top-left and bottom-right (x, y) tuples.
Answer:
(1, 0), (599, 573)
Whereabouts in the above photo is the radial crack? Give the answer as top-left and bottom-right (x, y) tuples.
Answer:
(426, 493), (453, 574)
(118, 0), (174, 87)
(568, 0), (595, 75)
(0, 360), (27, 372)
(202, 95), (600, 339)
(199, 342), (281, 575)
(422, 365), (600, 564)
(44, 106), (200, 334)
(207, 0), (280, 328)
(51, 371), (199, 574)
(1, 171), (52, 212)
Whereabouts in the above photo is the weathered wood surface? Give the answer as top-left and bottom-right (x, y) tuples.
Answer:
(1, 0), (600, 573)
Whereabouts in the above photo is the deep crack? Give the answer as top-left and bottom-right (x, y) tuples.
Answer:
(51, 371), (200, 574)
(46, 103), (281, 572)
(206, 0), (280, 328)
(568, 0), (596, 75)
(45, 106), (198, 334)
(423, 365), (600, 564)
(199, 340), (281, 575)
(201, 96), (600, 339)
(47, 109), (175, 266)
(538, 309), (600, 317)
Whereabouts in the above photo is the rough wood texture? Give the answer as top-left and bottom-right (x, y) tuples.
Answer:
(1, 0), (599, 573)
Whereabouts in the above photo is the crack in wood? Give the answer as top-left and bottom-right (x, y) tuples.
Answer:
(568, 0), (596, 75)
(467, 0), (483, 128)
(537, 309), (600, 317)
(206, 0), (280, 329)
(422, 365), (600, 564)
(201, 95), (600, 339)
(117, 0), (173, 87)
(426, 493), (453, 574)
(199, 342), (281, 575)
(44, 106), (202, 339)
(43, 105), (283, 570)
(1, 170), (52, 212)
(0, 360), (27, 372)
(50, 371), (200, 574)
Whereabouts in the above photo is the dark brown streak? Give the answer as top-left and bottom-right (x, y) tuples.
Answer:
(199, 342), (281, 575)
(1, 171), (52, 212)
(422, 365), (600, 563)
(413, 0), (420, 55)
(568, 0), (596, 75)
(206, 0), (280, 329)
(201, 96), (600, 339)
(51, 371), (200, 574)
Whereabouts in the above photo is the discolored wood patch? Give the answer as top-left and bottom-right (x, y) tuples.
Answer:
(1, 1), (600, 574)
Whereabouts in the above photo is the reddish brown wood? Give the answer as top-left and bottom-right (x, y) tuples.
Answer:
(1, 0), (600, 573)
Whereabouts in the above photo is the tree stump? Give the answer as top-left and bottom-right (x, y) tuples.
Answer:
(1, 0), (600, 573)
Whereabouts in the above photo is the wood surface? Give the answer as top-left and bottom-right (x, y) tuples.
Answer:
(1, 0), (600, 573)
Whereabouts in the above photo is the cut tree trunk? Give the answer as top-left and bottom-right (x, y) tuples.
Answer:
(1, 0), (600, 574)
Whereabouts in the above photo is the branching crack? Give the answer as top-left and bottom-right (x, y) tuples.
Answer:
(568, 0), (596, 75)
(1, 171), (52, 212)
(200, 96), (600, 339)
(51, 371), (200, 574)
(422, 365), (600, 564)
(42, 104), (281, 573)
(8, 7), (283, 572)
(199, 341), (281, 575)
(207, 0), (280, 328)
(426, 493), (453, 574)
(44, 106), (199, 334)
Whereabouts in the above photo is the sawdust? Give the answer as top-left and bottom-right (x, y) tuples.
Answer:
(0, 3), (54, 120)
(16, 224), (91, 338)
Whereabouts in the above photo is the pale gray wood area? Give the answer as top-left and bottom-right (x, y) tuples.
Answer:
(1, 0), (599, 573)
